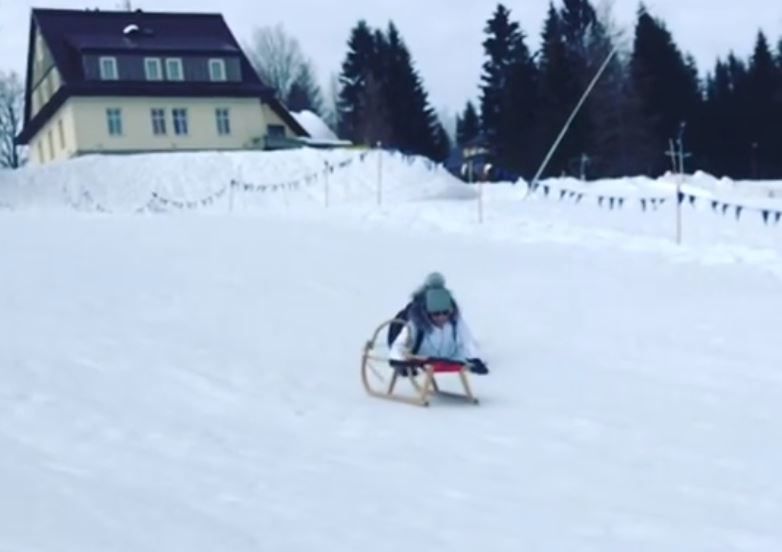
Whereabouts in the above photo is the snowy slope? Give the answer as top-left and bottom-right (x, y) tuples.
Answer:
(1, 150), (782, 551)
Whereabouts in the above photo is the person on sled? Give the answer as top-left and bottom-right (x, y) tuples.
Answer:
(388, 272), (489, 375)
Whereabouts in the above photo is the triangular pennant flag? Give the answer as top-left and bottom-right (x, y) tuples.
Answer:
(711, 200), (719, 211)
(677, 191), (685, 204)
(688, 195), (696, 206)
(735, 206), (743, 220)
(598, 196), (604, 207)
(618, 198), (625, 208)
(660, 198), (667, 205)
(576, 194), (583, 203)
(762, 210), (770, 224)
(609, 197), (615, 210)
(721, 204), (729, 215)
(640, 199), (647, 211)
(775, 212), (782, 224)
(559, 189), (567, 200)
(543, 185), (550, 197)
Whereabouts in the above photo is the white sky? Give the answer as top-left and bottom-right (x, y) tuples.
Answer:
(1, 0), (781, 117)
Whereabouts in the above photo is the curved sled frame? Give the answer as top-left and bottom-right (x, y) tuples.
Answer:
(361, 319), (479, 407)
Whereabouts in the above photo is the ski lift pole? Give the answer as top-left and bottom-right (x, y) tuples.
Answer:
(377, 141), (383, 206)
(529, 44), (619, 192)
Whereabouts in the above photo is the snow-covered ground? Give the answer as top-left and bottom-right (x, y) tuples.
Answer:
(1, 149), (781, 551)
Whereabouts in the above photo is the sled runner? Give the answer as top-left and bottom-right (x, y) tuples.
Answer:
(361, 319), (479, 407)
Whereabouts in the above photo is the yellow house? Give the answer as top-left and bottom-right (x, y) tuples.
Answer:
(16, 8), (309, 165)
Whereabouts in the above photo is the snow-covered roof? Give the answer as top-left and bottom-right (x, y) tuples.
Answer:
(291, 110), (340, 142)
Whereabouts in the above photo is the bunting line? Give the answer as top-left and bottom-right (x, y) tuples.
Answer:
(533, 182), (782, 226)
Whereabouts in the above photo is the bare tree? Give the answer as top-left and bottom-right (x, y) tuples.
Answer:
(0, 71), (25, 169)
(244, 24), (324, 115)
(286, 61), (324, 114)
(322, 72), (340, 131)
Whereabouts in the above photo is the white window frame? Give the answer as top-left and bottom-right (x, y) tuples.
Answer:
(99, 56), (118, 80)
(144, 57), (163, 81)
(150, 108), (167, 135)
(172, 108), (188, 135)
(215, 108), (230, 135)
(208, 58), (226, 82)
(165, 58), (184, 81)
(106, 108), (123, 136)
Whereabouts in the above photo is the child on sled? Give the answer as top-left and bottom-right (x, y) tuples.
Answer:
(388, 272), (489, 376)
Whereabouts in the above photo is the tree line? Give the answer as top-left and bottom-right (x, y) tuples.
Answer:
(331, 1), (782, 180)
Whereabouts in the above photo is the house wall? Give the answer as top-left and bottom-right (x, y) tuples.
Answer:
(30, 25), (63, 118)
(28, 102), (77, 165)
(28, 96), (298, 165)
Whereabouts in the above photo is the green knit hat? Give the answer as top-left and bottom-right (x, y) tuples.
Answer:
(425, 287), (453, 313)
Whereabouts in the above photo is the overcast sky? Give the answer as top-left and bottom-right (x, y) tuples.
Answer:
(2, 0), (781, 117)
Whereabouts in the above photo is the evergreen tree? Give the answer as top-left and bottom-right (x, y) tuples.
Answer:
(337, 20), (449, 161)
(583, 12), (654, 177)
(536, 3), (577, 176)
(630, 5), (702, 175)
(560, 0), (597, 59)
(337, 21), (381, 142)
(456, 101), (480, 146)
(479, 3), (539, 176)
(745, 32), (781, 177)
(380, 22), (450, 160)
(556, 0), (598, 175)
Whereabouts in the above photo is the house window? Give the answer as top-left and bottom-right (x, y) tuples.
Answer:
(172, 108), (188, 135)
(267, 124), (285, 138)
(215, 108), (230, 135)
(165, 58), (183, 81)
(144, 58), (162, 81)
(99, 56), (118, 80)
(208, 59), (226, 82)
(57, 119), (65, 149)
(45, 75), (54, 100)
(106, 108), (123, 136)
(150, 108), (166, 135)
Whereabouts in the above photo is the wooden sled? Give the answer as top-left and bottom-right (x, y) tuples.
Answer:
(361, 318), (479, 407)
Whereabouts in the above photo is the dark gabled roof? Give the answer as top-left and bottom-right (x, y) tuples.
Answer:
(31, 8), (252, 85)
(17, 8), (308, 144)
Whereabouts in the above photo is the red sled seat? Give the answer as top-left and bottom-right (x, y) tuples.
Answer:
(429, 360), (464, 373)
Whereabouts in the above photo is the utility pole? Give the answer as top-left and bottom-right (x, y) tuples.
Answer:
(579, 153), (591, 181)
(530, 44), (619, 192)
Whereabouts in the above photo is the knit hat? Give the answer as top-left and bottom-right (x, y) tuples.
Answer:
(423, 272), (446, 289)
(425, 287), (453, 314)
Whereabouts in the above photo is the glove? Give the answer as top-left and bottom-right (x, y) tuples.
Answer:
(466, 358), (489, 375)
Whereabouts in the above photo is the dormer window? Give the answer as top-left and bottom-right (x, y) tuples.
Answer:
(144, 57), (162, 81)
(165, 58), (183, 81)
(208, 58), (226, 82)
(99, 56), (118, 80)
